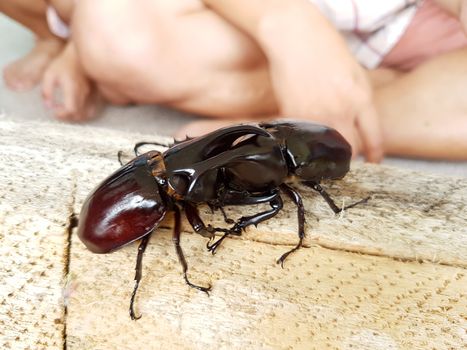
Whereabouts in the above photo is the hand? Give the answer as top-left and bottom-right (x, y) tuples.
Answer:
(260, 5), (383, 162)
(278, 64), (383, 163)
(41, 42), (98, 121)
(201, 0), (384, 162)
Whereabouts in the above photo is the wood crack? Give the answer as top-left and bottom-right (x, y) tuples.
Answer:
(62, 180), (78, 350)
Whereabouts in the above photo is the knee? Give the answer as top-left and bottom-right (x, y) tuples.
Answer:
(73, 0), (160, 84)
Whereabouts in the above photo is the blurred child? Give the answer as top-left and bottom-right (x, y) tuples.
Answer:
(2, 0), (467, 161)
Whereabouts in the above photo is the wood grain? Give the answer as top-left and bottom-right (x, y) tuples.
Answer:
(0, 119), (466, 350)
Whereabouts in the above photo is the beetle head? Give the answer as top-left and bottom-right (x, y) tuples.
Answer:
(263, 121), (351, 182)
(77, 151), (168, 253)
(291, 126), (351, 181)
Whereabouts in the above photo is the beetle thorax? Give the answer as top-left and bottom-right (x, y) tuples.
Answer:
(146, 151), (166, 177)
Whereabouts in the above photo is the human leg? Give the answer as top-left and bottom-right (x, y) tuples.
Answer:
(1, 0), (52, 37)
(375, 48), (467, 160)
(1, 0), (64, 91)
(177, 0), (467, 161)
(179, 49), (467, 162)
(73, 0), (275, 115)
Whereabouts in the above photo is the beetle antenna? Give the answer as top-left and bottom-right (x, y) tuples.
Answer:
(129, 234), (151, 320)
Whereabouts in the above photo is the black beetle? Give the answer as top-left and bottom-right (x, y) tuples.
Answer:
(77, 121), (367, 319)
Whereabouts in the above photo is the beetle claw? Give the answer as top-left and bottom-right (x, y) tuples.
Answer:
(184, 273), (211, 295)
(129, 308), (142, 321)
(206, 238), (214, 250)
(276, 255), (287, 269)
(206, 233), (228, 254)
(198, 285), (211, 296)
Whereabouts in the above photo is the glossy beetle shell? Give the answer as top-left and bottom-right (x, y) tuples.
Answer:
(261, 121), (351, 181)
(163, 124), (277, 203)
(77, 152), (167, 253)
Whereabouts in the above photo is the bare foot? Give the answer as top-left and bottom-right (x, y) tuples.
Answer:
(3, 38), (63, 91)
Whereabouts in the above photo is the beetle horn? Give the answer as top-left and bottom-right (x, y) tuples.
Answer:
(200, 124), (272, 158)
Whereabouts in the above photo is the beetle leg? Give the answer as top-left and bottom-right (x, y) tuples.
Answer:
(218, 206), (235, 224)
(207, 202), (216, 214)
(129, 233), (151, 320)
(206, 202), (234, 224)
(206, 228), (244, 254)
(117, 151), (125, 166)
(230, 194), (283, 233)
(184, 202), (230, 239)
(303, 181), (369, 214)
(172, 205), (212, 294)
(184, 202), (232, 255)
(184, 202), (215, 239)
(206, 194), (284, 255)
(276, 184), (306, 267)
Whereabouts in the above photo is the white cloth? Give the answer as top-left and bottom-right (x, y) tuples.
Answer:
(309, 0), (421, 68)
(46, 6), (70, 39)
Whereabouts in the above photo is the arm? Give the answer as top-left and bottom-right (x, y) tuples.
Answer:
(202, 0), (383, 162)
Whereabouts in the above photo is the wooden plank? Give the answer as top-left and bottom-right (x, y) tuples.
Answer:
(66, 230), (466, 350)
(1, 119), (466, 349)
(196, 164), (467, 267)
(2, 119), (464, 267)
(0, 130), (73, 349)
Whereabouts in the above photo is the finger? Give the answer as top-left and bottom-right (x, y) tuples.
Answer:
(73, 86), (90, 121)
(356, 103), (384, 163)
(319, 119), (361, 159)
(349, 127), (362, 160)
(63, 78), (79, 118)
(55, 78), (79, 120)
(82, 88), (102, 121)
(41, 73), (58, 109)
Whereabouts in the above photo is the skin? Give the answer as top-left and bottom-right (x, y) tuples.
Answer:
(41, 40), (99, 120)
(201, 0), (383, 163)
(2, 0), (467, 160)
(0, 0), (63, 91)
(1, 0), (97, 120)
(376, 48), (467, 159)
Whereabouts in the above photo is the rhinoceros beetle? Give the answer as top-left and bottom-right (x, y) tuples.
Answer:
(77, 121), (367, 319)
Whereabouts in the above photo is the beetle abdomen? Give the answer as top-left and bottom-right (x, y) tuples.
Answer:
(78, 154), (167, 253)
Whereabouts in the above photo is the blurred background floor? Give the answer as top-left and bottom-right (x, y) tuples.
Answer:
(1, 14), (466, 177)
